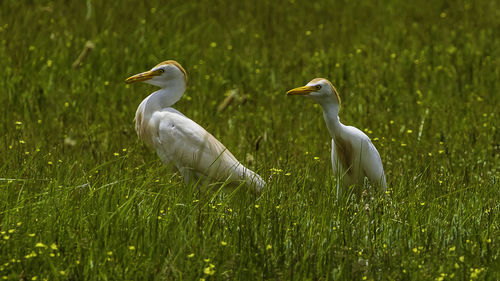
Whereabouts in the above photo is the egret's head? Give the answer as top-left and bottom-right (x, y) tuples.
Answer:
(287, 78), (341, 106)
(125, 60), (187, 88)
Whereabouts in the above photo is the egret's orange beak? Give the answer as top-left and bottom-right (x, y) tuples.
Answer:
(125, 69), (163, 84)
(286, 85), (316, 96)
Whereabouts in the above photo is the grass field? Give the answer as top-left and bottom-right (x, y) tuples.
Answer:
(1, 0), (499, 280)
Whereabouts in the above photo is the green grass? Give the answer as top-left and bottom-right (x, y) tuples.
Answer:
(1, 0), (499, 280)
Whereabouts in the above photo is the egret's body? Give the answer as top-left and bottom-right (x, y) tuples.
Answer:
(126, 60), (264, 190)
(287, 78), (386, 193)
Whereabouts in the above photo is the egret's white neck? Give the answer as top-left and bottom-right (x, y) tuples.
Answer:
(135, 78), (186, 143)
(143, 79), (186, 117)
(319, 99), (342, 138)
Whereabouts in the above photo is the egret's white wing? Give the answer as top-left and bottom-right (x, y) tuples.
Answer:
(153, 109), (241, 179)
(151, 108), (264, 189)
(330, 139), (337, 173)
(361, 139), (387, 189)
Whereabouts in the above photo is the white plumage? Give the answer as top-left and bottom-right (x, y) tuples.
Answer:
(287, 78), (387, 195)
(126, 60), (265, 190)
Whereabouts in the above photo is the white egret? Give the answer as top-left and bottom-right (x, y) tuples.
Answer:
(125, 60), (265, 191)
(287, 78), (387, 194)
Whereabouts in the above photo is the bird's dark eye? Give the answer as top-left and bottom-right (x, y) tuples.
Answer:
(158, 69), (165, 73)
(315, 85), (321, 90)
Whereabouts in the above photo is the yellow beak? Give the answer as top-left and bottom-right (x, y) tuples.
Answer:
(286, 85), (316, 96)
(125, 69), (163, 84)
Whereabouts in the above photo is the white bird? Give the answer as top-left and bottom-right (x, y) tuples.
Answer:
(125, 60), (265, 191)
(287, 78), (387, 195)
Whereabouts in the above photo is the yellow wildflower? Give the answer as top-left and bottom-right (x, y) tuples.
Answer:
(35, 242), (47, 249)
(203, 264), (215, 275)
(24, 252), (37, 259)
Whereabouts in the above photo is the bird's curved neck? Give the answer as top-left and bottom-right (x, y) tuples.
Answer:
(135, 76), (186, 144)
(144, 80), (186, 115)
(320, 101), (342, 138)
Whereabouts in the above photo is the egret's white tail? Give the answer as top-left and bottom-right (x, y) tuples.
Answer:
(242, 167), (266, 192)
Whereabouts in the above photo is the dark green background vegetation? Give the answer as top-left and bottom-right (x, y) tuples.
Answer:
(1, 0), (499, 280)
